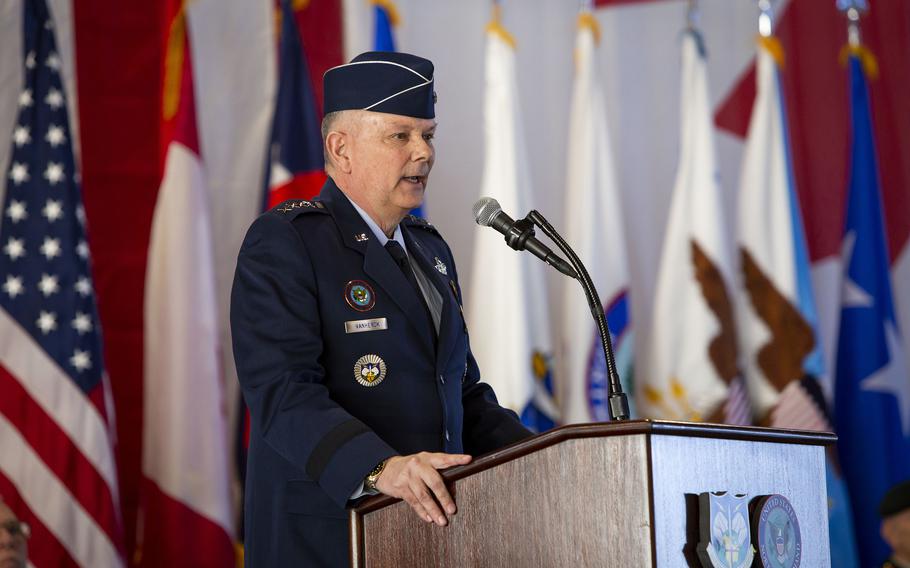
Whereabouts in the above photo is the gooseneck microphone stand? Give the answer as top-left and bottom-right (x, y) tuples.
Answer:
(523, 210), (630, 421)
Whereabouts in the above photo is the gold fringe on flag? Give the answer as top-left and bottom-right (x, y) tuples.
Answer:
(486, 3), (516, 49)
(162, 4), (187, 121)
(577, 11), (601, 45)
(756, 35), (785, 69)
(275, 0), (311, 42)
(371, 0), (401, 27)
(839, 43), (879, 80)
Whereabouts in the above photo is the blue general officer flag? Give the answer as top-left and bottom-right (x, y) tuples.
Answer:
(835, 55), (910, 566)
(373, 0), (397, 52)
(372, 0), (425, 218)
(263, 0), (325, 208)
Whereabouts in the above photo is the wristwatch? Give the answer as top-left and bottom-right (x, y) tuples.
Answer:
(364, 459), (387, 492)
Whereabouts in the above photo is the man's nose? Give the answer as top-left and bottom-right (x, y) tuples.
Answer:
(410, 137), (433, 161)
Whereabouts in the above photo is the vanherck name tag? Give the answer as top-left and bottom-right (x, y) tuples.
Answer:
(344, 317), (388, 334)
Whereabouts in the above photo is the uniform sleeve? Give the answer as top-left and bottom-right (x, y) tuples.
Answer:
(231, 213), (397, 507)
(444, 245), (533, 455)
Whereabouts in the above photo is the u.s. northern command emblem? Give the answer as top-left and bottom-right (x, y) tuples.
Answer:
(753, 494), (801, 568)
(354, 354), (386, 387)
(345, 280), (375, 312)
(697, 491), (754, 568)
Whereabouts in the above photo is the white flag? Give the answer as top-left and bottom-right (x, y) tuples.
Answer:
(140, 1), (273, 562)
(639, 31), (747, 424)
(558, 13), (633, 424)
(735, 37), (823, 421)
(467, 16), (555, 428)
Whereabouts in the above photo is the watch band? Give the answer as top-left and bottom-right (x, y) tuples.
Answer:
(364, 458), (387, 491)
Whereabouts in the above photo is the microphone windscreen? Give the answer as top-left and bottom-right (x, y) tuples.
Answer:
(472, 197), (501, 226)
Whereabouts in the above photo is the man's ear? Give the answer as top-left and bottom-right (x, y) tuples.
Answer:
(325, 131), (352, 174)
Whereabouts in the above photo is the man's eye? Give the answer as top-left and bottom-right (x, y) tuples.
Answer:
(423, 133), (435, 141)
(392, 133), (408, 140)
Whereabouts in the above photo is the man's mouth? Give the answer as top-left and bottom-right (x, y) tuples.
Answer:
(402, 175), (426, 186)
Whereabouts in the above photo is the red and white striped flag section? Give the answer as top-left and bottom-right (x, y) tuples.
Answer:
(0, 1), (125, 565)
(558, 11), (633, 424)
(138, 1), (239, 564)
(467, 7), (556, 428)
(639, 30), (749, 425)
(733, 35), (826, 427)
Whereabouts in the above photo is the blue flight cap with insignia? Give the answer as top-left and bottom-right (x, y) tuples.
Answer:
(880, 479), (910, 518)
(323, 51), (436, 119)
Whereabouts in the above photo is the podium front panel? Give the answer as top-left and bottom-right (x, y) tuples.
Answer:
(650, 434), (830, 567)
(360, 435), (654, 567)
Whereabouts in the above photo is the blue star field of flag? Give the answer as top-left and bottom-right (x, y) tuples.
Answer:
(1, 0), (104, 393)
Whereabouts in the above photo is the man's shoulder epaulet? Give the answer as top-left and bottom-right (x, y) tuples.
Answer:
(403, 214), (440, 236)
(270, 199), (328, 219)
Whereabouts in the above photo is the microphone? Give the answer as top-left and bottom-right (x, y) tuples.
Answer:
(473, 197), (577, 279)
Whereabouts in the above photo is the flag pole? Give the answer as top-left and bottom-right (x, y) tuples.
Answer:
(836, 0), (868, 47)
(686, 0), (699, 31)
(757, 0), (774, 37)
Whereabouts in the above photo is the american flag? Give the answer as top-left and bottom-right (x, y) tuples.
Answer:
(0, 1), (124, 565)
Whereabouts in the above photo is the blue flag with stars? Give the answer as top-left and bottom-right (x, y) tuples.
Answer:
(834, 56), (910, 566)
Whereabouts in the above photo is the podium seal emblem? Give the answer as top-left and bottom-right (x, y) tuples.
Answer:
(354, 354), (386, 387)
(697, 491), (754, 568)
(752, 494), (801, 568)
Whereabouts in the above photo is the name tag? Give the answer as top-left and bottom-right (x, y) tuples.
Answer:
(344, 317), (388, 334)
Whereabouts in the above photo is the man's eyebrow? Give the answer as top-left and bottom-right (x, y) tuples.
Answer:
(385, 122), (437, 131)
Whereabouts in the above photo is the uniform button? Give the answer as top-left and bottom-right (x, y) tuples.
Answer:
(439, 374), (445, 384)
(445, 430), (450, 441)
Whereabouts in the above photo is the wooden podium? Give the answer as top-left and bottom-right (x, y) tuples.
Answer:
(350, 420), (834, 567)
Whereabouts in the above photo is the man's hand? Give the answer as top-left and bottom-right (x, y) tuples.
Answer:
(374, 452), (471, 526)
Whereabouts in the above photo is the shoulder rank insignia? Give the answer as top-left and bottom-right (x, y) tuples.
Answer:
(274, 199), (325, 215)
(404, 214), (440, 236)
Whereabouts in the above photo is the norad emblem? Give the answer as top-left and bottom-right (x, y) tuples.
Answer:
(697, 492), (754, 568)
(752, 494), (801, 568)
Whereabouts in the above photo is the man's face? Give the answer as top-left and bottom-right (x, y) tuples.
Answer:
(883, 509), (910, 560)
(0, 502), (27, 568)
(346, 111), (436, 216)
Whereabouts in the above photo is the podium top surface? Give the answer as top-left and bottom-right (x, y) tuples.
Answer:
(352, 419), (836, 515)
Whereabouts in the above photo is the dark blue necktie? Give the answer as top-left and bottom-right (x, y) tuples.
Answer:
(385, 240), (437, 345)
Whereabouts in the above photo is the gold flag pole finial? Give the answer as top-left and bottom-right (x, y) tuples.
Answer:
(837, 0), (877, 78)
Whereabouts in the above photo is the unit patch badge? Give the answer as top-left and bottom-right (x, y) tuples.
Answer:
(434, 256), (448, 275)
(752, 494), (801, 568)
(344, 280), (375, 312)
(354, 354), (386, 387)
(697, 491), (754, 568)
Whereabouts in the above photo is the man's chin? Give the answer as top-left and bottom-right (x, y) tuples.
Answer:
(396, 189), (426, 212)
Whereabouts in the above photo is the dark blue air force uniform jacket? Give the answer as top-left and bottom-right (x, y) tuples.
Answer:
(230, 178), (532, 567)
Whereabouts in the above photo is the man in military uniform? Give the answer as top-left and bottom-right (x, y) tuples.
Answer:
(231, 51), (532, 566)
(881, 479), (910, 568)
